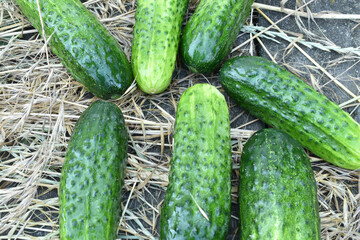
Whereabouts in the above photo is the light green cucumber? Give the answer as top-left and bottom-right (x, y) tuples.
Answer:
(131, 0), (189, 94)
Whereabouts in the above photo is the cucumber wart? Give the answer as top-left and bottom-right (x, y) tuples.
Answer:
(220, 56), (360, 170)
(59, 101), (127, 239)
(15, 0), (133, 99)
(239, 129), (321, 240)
(160, 84), (232, 239)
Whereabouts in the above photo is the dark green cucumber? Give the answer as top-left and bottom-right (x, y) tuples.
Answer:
(220, 56), (360, 170)
(239, 129), (320, 239)
(160, 84), (231, 239)
(59, 101), (127, 239)
(14, 0), (133, 99)
(180, 0), (254, 73)
(131, 0), (188, 94)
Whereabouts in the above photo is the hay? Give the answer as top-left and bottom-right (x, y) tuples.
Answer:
(1, 0), (359, 239)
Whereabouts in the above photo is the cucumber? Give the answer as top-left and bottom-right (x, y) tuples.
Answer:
(220, 56), (360, 170)
(131, 0), (189, 94)
(59, 101), (127, 239)
(14, 0), (133, 100)
(239, 129), (321, 239)
(180, 0), (254, 73)
(160, 84), (232, 239)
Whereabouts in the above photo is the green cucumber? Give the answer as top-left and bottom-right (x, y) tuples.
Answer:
(180, 0), (254, 73)
(160, 84), (231, 239)
(59, 101), (127, 239)
(220, 56), (360, 170)
(131, 0), (189, 94)
(239, 129), (320, 239)
(14, 0), (133, 100)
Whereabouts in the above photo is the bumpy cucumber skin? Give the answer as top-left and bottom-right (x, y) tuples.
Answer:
(180, 0), (254, 73)
(220, 56), (360, 170)
(131, 0), (189, 94)
(59, 101), (127, 239)
(239, 129), (320, 240)
(14, 0), (133, 100)
(160, 84), (232, 239)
